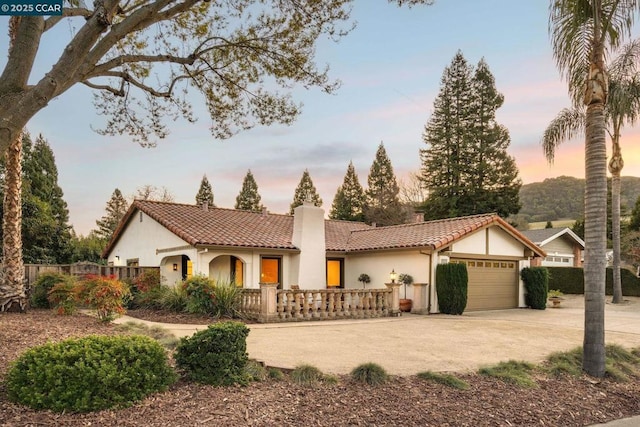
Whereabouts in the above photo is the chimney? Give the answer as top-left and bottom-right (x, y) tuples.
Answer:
(413, 212), (424, 223)
(262, 206), (268, 216)
(202, 201), (208, 212)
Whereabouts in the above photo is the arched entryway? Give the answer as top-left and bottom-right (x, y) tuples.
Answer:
(161, 254), (191, 286)
(209, 255), (244, 287)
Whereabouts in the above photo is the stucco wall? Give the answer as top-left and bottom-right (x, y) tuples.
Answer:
(451, 226), (526, 257)
(107, 211), (191, 266)
(344, 250), (431, 300)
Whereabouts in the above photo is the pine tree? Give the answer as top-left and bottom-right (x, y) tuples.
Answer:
(195, 175), (215, 207)
(235, 170), (263, 212)
(421, 53), (521, 220)
(421, 51), (474, 219)
(290, 169), (322, 214)
(329, 161), (365, 221)
(96, 189), (129, 241)
(364, 143), (405, 226)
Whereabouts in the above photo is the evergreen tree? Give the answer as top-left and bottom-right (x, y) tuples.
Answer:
(630, 196), (640, 231)
(364, 143), (405, 226)
(235, 170), (264, 212)
(0, 133), (74, 264)
(330, 161), (366, 221)
(71, 230), (106, 264)
(421, 53), (521, 220)
(290, 169), (322, 214)
(195, 175), (215, 207)
(96, 189), (129, 241)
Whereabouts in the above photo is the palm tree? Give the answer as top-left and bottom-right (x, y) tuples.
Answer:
(0, 17), (25, 312)
(542, 39), (640, 306)
(549, 0), (638, 377)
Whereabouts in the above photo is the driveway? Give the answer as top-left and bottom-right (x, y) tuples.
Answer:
(243, 294), (640, 375)
(116, 295), (640, 376)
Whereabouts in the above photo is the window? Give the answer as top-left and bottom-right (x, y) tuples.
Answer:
(260, 257), (281, 287)
(127, 258), (139, 267)
(231, 256), (244, 287)
(326, 259), (343, 288)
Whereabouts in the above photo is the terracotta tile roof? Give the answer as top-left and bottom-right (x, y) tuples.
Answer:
(325, 220), (373, 251)
(344, 214), (545, 256)
(103, 200), (297, 257)
(103, 202), (544, 258)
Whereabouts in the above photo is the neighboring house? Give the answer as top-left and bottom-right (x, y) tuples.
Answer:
(522, 227), (585, 268)
(103, 200), (545, 312)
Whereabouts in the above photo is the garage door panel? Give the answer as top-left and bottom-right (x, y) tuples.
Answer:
(451, 258), (518, 311)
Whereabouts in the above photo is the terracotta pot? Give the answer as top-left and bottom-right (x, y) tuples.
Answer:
(399, 298), (412, 312)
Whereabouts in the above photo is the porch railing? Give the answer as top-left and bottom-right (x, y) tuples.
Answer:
(238, 282), (432, 323)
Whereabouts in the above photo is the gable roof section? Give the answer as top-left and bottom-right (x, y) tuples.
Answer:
(104, 200), (297, 257)
(103, 202), (545, 258)
(344, 214), (545, 256)
(521, 227), (585, 249)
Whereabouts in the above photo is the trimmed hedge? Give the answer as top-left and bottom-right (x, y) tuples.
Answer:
(547, 267), (640, 296)
(436, 263), (468, 315)
(174, 321), (250, 386)
(6, 335), (176, 413)
(521, 267), (549, 310)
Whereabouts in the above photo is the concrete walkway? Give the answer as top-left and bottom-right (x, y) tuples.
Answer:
(114, 294), (640, 376)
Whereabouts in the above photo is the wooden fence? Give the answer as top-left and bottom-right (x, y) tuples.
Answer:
(23, 262), (159, 287)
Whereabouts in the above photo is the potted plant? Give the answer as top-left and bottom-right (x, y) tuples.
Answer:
(548, 289), (564, 308)
(358, 273), (371, 289)
(398, 273), (413, 312)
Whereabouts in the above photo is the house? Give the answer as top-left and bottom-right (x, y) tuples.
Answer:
(103, 200), (545, 312)
(521, 227), (584, 268)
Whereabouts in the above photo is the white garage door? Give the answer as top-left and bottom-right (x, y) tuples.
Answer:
(451, 259), (518, 311)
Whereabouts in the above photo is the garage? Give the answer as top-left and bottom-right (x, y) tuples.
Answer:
(451, 258), (519, 311)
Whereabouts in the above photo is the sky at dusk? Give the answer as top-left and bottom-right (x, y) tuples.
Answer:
(2, 1), (640, 236)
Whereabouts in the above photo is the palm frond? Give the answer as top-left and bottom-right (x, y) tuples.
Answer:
(541, 107), (585, 163)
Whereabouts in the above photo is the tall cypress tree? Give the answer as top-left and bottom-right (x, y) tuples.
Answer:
(235, 170), (263, 212)
(421, 53), (521, 220)
(364, 143), (405, 226)
(96, 188), (129, 242)
(329, 161), (365, 221)
(290, 169), (322, 214)
(195, 174), (215, 207)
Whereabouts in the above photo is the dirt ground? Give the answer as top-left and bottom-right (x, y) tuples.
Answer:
(2, 309), (640, 426)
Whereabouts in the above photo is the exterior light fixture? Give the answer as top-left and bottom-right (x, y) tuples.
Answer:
(173, 263), (178, 271)
(390, 269), (397, 284)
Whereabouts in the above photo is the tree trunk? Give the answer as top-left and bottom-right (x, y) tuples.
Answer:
(609, 137), (623, 304)
(582, 0), (607, 377)
(0, 133), (25, 312)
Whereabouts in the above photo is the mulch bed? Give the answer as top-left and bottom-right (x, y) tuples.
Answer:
(2, 309), (640, 426)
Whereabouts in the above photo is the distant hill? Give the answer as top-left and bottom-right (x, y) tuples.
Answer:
(518, 176), (640, 222)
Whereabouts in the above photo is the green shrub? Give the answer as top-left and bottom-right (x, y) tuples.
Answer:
(211, 279), (242, 318)
(546, 267), (640, 296)
(78, 275), (131, 321)
(6, 335), (176, 413)
(159, 285), (188, 312)
(350, 362), (388, 385)
(436, 263), (468, 315)
(290, 364), (327, 386)
(521, 267), (549, 310)
(182, 275), (215, 315)
(30, 272), (67, 308)
(417, 371), (469, 390)
(127, 269), (162, 309)
(174, 321), (250, 386)
(47, 276), (79, 315)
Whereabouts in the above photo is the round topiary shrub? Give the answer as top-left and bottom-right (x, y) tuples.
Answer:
(30, 272), (68, 308)
(174, 321), (250, 386)
(6, 335), (176, 413)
